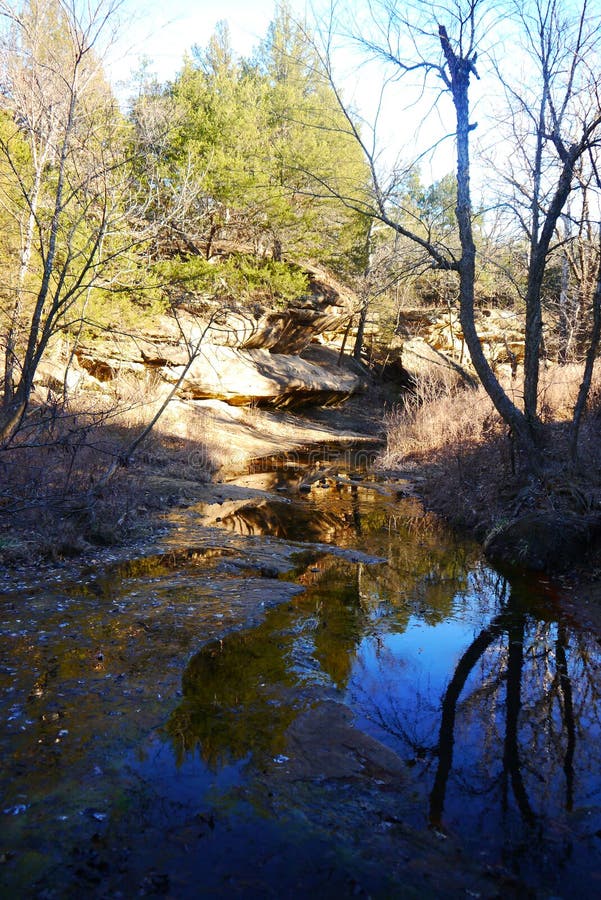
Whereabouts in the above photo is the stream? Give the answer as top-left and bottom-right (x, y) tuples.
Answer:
(1, 448), (601, 898)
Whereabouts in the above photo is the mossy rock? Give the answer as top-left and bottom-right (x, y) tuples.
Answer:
(484, 511), (601, 572)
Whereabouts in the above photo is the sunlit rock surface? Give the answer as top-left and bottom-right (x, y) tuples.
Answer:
(68, 266), (363, 407)
(162, 344), (362, 406)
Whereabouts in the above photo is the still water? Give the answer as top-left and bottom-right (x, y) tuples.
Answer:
(1, 452), (600, 897)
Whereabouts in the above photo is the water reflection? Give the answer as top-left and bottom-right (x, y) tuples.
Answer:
(166, 558), (370, 769)
(347, 570), (601, 884)
(2, 450), (601, 896)
(212, 483), (386, 546)
(166, 548), (601, 890)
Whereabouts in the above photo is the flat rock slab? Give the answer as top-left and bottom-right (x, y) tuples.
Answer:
(165, 344), (363, 406)
(274, 700), (406, 782)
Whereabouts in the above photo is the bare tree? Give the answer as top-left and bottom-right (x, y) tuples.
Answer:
(492, 0), (601, 427)
(309, 1), (537, 452)
(569, 225), (601, 460)
(308, 0), (601, 460)
(0, 0), (135, 443)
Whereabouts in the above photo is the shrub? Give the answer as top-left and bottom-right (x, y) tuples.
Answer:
(155, 255), (309, 308)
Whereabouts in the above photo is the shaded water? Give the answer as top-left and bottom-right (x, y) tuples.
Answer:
(1, 451), (601, 897)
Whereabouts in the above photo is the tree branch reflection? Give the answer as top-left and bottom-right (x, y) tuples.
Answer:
(429, 624), (499, 827)
(427, 578), (586, 833)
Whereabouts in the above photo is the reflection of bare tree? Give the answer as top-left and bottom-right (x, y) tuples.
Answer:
(429, 625), (499, 827)
(427, 603), (542, 831)
(556, 624), (575, 811)
(351, 570), (600, 844)
(502, 615), (535, 825)
(426, 583), (593, 833)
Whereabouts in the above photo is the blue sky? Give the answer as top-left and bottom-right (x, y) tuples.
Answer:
(105, 0), (458, 185)
(109, 0), (295, 86)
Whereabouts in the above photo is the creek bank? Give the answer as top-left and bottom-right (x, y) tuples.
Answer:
(375, 440), (601, 637)
(407, 465), (601, 589)
(483, 510), (601, 572)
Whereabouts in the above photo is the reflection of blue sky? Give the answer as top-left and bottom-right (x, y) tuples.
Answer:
(382, 616), (481, 684)
(130, 736), (247, 803)
(345, 609), (490, 750)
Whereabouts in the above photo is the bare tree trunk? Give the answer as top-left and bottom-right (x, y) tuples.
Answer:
(337, 315), (354, 366)
(523, 163), (576, 427)
(439, 26), (535, 458)
(569, 239), (601, 461)
(352, 299), (368, 361)
(558, 216), (571, 364)
(3, 166), (44, 407)
(353, 220), (374, 362)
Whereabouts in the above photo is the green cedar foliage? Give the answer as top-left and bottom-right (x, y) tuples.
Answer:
(130, 5), (371, 307)
(154, 255), (309, 310)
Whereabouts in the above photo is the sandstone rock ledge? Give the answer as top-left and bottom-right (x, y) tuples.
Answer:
(164, 344), (363, 407)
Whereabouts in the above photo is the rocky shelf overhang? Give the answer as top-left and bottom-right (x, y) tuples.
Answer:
(164, 345), (364, 408)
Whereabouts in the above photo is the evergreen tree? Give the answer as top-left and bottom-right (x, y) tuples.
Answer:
(130, 4), (371, 307)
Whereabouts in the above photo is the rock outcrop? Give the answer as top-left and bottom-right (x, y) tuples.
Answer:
(164, 345), (362, 407)
(392, 306), (526, 382)
(37, 266), (365, 409)
(34, 260), (535, 412)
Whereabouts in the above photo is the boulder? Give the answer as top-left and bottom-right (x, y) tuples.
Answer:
(400, 338), (477, 388)
(484, 511), (601, 572)
(163, 344), (364, 407)
(34, 355), (108, 395)
(34, 357), (84, 393)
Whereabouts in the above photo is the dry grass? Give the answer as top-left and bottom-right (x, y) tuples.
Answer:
(0, 374), (219, 564)
(537, 361), (599, 421)
(383, 361), (601, 465)
(382, 383), (497, 463)
(379, 361), (601, 539)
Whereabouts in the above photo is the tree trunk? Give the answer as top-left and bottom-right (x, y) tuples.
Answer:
(0, 71), (79, 444)
(569, 242), (601, 461)
(558, 218), (571, 364)
(440, 27), (535, 459)
(352, 299), (368, 360)
(523, 154), (579, 426)
(3, 163), (45, 407)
